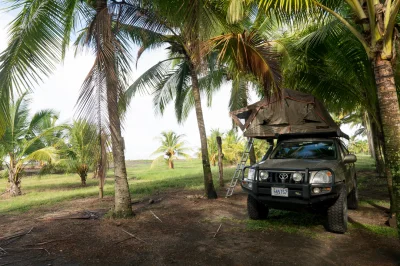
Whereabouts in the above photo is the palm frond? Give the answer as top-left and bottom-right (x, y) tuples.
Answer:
(21, 146), (59, 165)
(206, 31), (282, 97)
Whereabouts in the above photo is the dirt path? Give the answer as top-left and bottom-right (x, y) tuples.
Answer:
(0, 187), (399, 266)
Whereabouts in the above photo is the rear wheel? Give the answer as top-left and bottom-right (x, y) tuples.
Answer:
(348, 178), (358, 210)
(247, 195), (269, 219)
(326, 187), (348, 234)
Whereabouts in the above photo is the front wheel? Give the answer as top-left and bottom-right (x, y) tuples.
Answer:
(326, 187), (348, 234)
(247, 195), (269, 220)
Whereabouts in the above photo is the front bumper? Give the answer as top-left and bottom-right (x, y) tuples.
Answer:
(241, 167), (344, 211)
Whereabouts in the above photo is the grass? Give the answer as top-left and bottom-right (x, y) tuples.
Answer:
(219, 155), (396, 238)
(0, 159), (235, 214)
(348, 222), (397, 238)
(244, 210), (323, 236)
(0, 155), (396, 239)
(355, 154), (376, 171)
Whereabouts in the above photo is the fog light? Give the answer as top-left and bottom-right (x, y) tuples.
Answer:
(313, 187), (321, 194)
(293, 172), (302, 182)
(259, 170), (269, 181)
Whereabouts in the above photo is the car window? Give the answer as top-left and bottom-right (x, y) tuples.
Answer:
(338, 142), (349, 160)
(272, 141), (337, 160)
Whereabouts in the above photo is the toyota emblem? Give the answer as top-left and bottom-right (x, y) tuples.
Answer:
(279, 173), (289, 180)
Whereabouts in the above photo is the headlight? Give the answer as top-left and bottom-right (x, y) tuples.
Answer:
(310, 170), (333, 184)
(247, 168), (256, 180)
(292, 172), (302, 182)
(259, 170), (269, 181)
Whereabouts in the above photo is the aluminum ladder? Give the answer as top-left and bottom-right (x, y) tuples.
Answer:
(226, 138), (254, 198)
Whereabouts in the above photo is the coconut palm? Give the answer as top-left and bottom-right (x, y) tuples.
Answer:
(0, 0), (76, 137)
(222, 129), (245, 165)
(62, 120), (99, 186)
(124, 0), (281, 198)
(0, 0), (162, 216)
(0, 93), (61, 196)
(151, 131), (191, 169)
(226, 0), (400, 234)
(207, 129), (224, 166)
(280, 17), (396, 213)
(74, 0), (136, 216)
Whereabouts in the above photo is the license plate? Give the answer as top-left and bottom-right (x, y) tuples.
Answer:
(271, 187), (288, 197)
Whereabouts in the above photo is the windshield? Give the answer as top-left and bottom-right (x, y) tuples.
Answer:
(271, 141), (337, 160)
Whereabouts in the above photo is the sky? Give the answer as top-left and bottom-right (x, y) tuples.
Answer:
(0, 10), (356, 160)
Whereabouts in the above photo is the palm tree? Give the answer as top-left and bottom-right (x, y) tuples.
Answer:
(0, 0), (76, 137)
(62, 120), (99, 186)
(252, 139), (270, 162)
(125, 0), (281, 199)
(207, 129), (224, 167)
(74, 0), (138, 217)
(0, 93), (61, 196)
(280, 17), (395, 214)
(222, 129), (245, 165)
(227, 0), (400, 235)
(0, 0), (160, 216)
(151, 131), (191, 169)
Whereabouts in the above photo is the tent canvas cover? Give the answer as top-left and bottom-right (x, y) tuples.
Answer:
(230, 89), (349, 139)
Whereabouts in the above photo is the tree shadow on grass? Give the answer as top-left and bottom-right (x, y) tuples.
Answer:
(245, 209), (326, 235)
(24, 182), (99, 191)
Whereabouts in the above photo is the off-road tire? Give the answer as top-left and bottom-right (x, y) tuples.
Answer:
(326, 186), (348, 234)
(247, 195), (269, 220)
(348, 178), (358, 210)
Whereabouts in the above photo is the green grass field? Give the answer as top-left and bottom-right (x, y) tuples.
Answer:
(0, 155), (378, 214)
(0, 159), (235, 214)
(354, 154), (376, 171)
(0, 155), (396, 238)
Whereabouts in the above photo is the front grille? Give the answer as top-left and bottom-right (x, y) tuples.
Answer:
(259, 171), (306, 184)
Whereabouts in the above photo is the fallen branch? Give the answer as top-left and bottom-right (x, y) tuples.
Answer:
(213, 223), (222, 238)
(121, 229), (146, 243)
(131, 199), (145, 205)
(150, 211), (162, 223)
(114, 237), (134, 245)
(0, 260), (25, 266)
(132, 197), (163, 205)
(0, 227), (34, 241)
(0, 246), (7, 255)
(3, 247), (50, 255)
(23, 238), (68, 247)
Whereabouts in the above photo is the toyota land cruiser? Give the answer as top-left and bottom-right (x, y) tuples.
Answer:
(241, 137), (358, 233)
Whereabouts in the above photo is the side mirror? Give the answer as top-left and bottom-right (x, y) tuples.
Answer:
(343, 154), (357, 164)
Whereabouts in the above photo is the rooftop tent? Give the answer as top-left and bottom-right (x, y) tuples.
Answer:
(230, 88), (349, 140)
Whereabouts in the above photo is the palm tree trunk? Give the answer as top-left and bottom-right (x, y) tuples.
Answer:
(189, 62), (217, 199)
(78, 164), (88, 186)
(96, 0), (133, 217)
(8, 168), (21, 196)
(107, 79), (133, 216)
(369, 116), (385, 176)
(373, 53), (400, 230)
(168, 159), (174, 169)
(106, 75), (133, 216)
(80, 174), (87, 186)
(217, 136), (224, 187)
(367, 112), (385, 175)
(98, 133), (107, 199)
(364, 112), (375, 158)
(242, 83), (256, 165)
